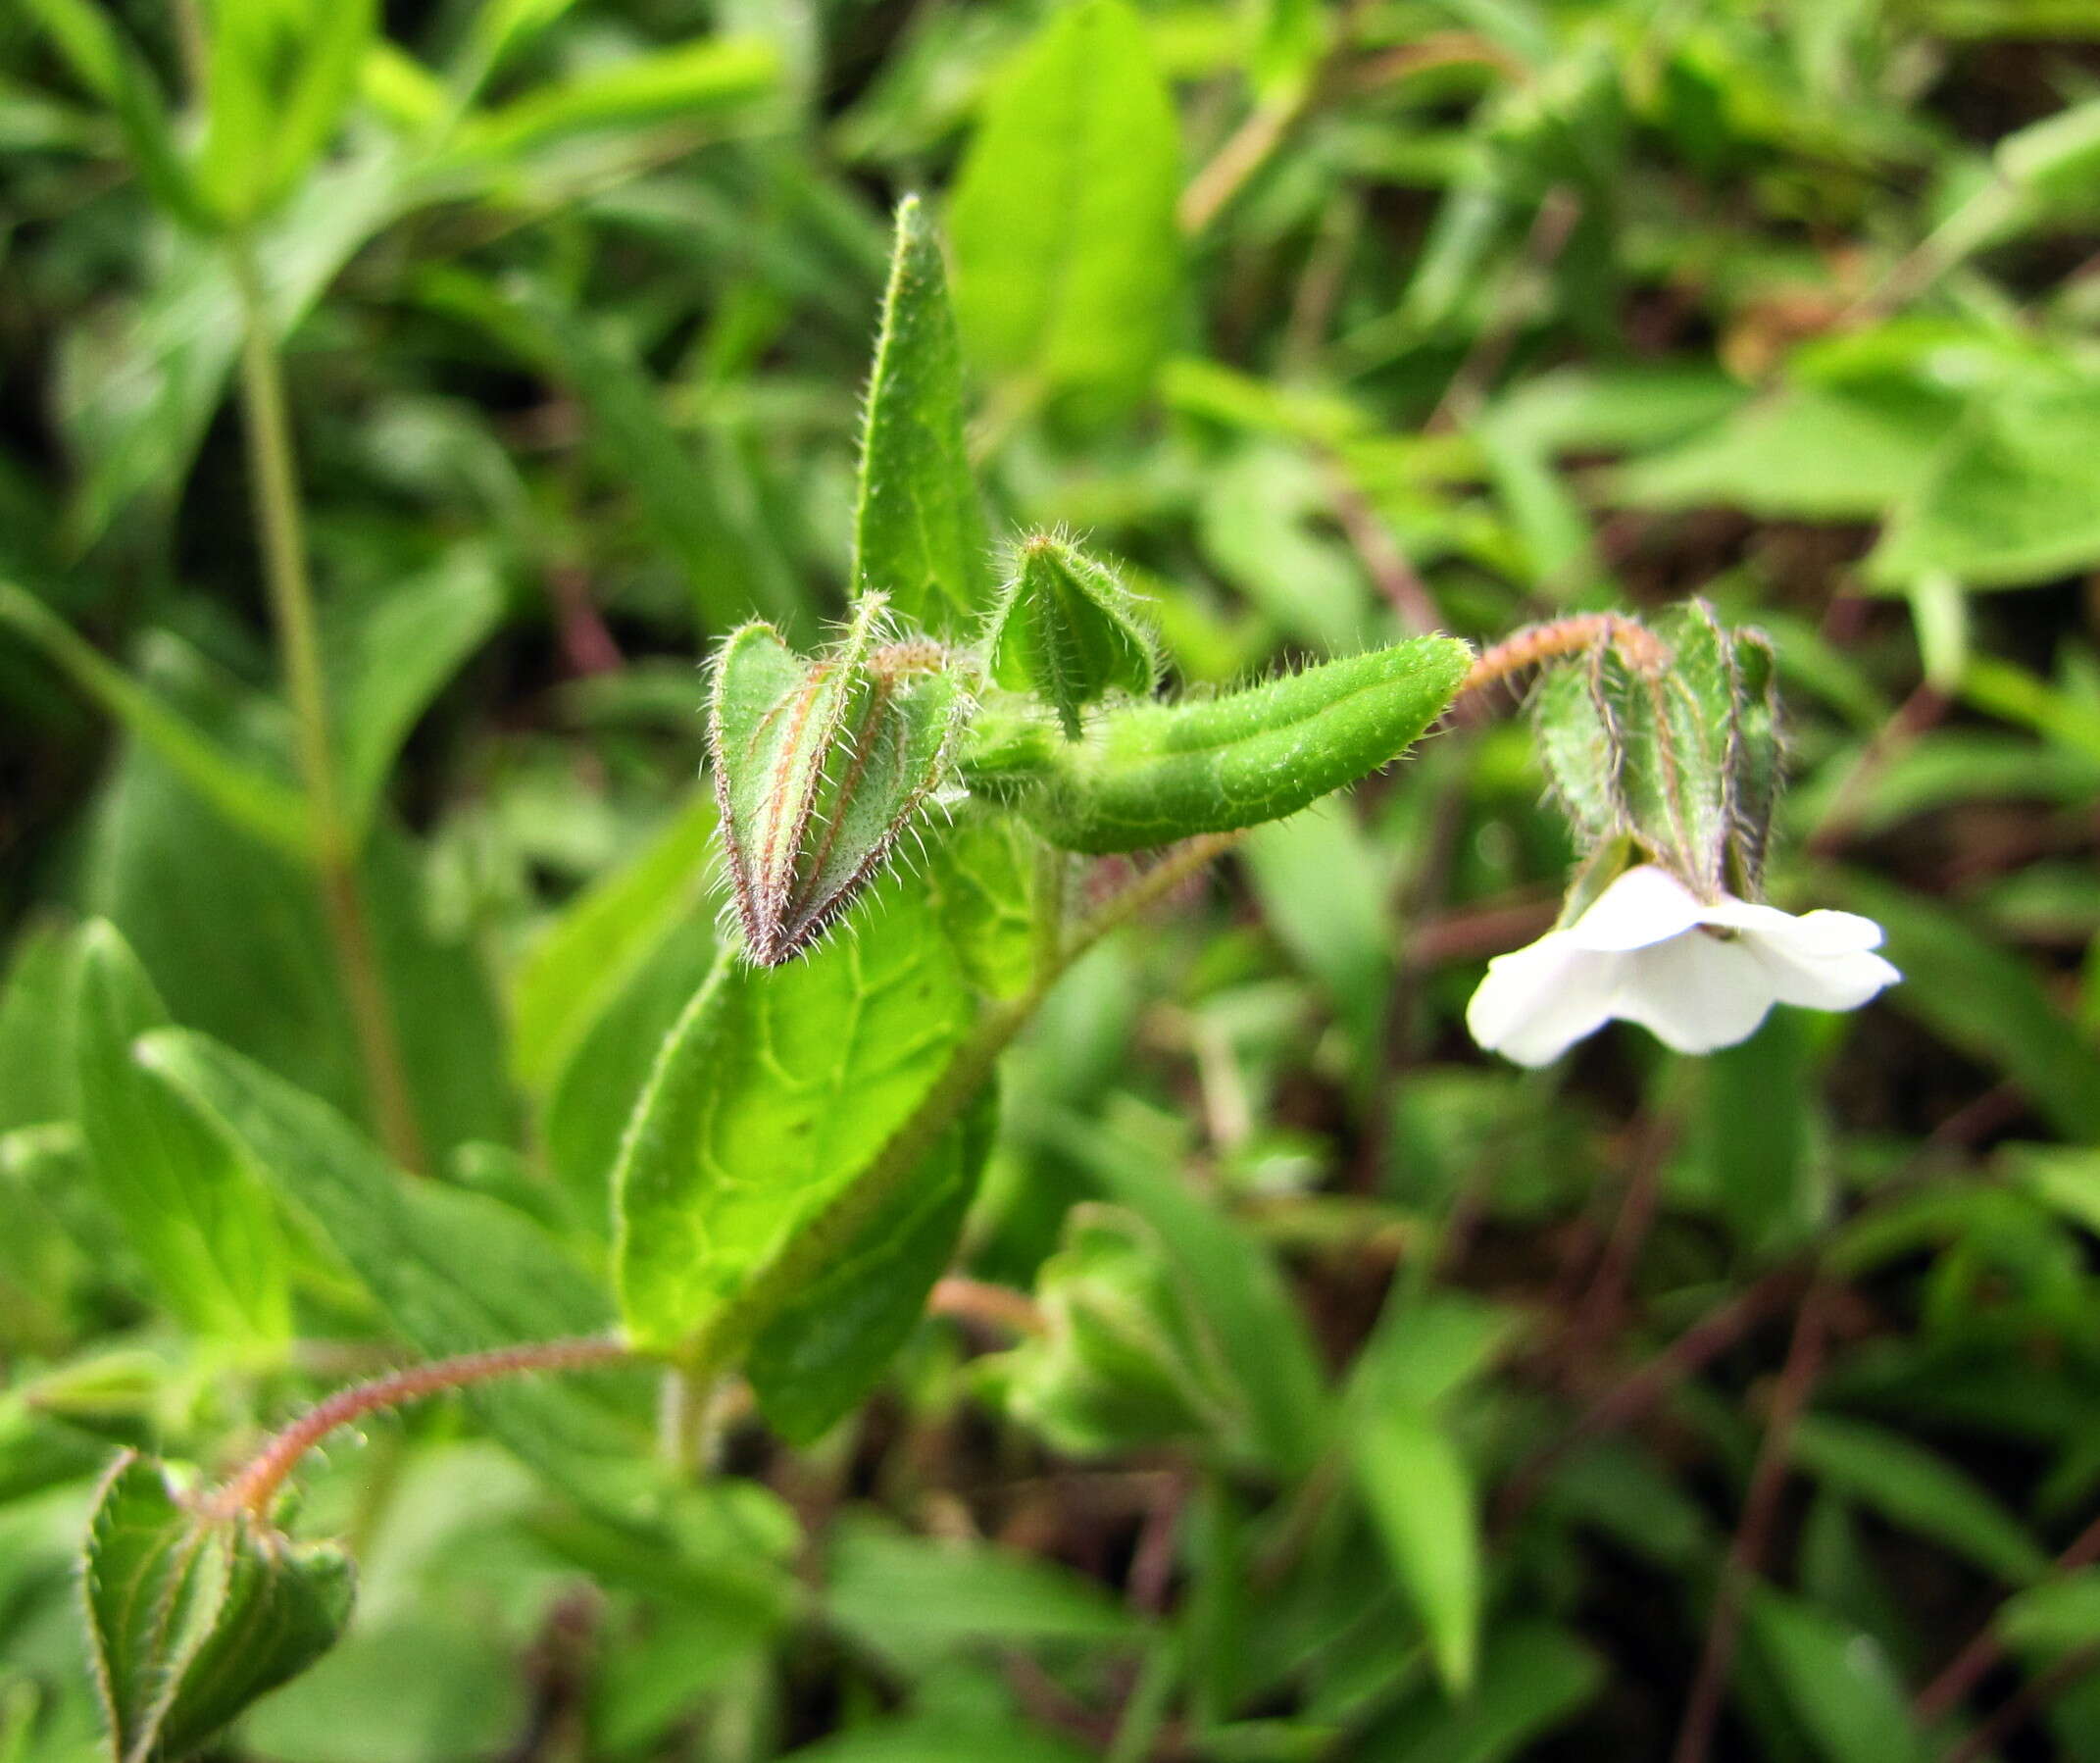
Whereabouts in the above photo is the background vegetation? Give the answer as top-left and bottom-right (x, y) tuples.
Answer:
(4, 0), (2100, 1758)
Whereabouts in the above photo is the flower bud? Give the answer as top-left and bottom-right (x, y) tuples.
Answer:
(1533, 600), (1781, 904)
(985, 534), (1158, 738)
(709, 597), (967, 966)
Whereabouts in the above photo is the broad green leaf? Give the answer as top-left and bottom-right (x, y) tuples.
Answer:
(965, 635), (1471, 853)
(81, 649), (511, 1159)
(82, 1453), (355, 1763)
(924, 808), (1038, 1003)
(852, 195), (992, 631)
(1871, 380), (2100, 591)
(1350, 1405), (1480, 1694)
(323, 544), (505, 839)
(748, 1085), (996, 1444)
(614, 881), (973, 1360)
(1790, 1414), (2049, 1585)
(0, 582), (309, 859)
(197, 0), (375, 222)
(1616, 381), (1950, 521)
(1830, 873), (2100, 1140)
(709, 607), (966, 966)
(1996, 1568), (2100, 1654)
(1747, 1587), (1925, 1763)
(137, 1031), (651, 1507)
(987, 535), (1158, 738)
(824, 1516), (1136, 1675)
(948, 0), (1181, 420)
(74, 924), (289, 1344)
(511, 792), (720, 1098)
(1195, 443), (1375, 653)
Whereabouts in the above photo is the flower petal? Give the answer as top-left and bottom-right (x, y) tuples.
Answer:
(1743, 934), (1903, 1012)
(1466, 933), (1619, 1068)
(1610, 929), (1776, 1054)
(1565, 865), (1708, 953)
(1700, 898), (1887, 957)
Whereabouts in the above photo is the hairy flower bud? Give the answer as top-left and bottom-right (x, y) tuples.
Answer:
(709, 597), (967, 965)
(985, 534), (1158, 738)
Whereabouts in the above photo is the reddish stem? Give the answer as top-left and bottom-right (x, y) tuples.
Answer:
(213, 1335), (631, 1520)
(1455, 613), (1671, 705)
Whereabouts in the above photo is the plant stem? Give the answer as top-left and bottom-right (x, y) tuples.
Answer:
(1455, 612), (1672, 704)
(213, 1335), (632, 1520)
(228, 239), (426, 1174)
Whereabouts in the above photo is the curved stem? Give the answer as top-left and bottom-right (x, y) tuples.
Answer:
(228, 238), (426, 1175)
(214, 1335), (632, 1520)
(1456, 613), (1672, 703)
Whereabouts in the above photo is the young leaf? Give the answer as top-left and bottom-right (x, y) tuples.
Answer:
(963, 634), (1471, 853)
(83, 1453), (355, 1763)
(1747, 1587), (1925, 1763)
(710, 604), (966, 966)
(947, 0), (1182, 420)
(75, 923), (290, 1344)
(614, 881), (972, 1364)
(853, 195), (993, 632)
(986, 535), (1158, 738)
(747, 1084), (997, 1444)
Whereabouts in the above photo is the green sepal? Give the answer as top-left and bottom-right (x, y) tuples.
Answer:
(962, 635), (1471, 853)
(986, 535), (1159, 738)
(82, 1453), (355, 1763)
(709, 599), (967, 966)
(1726, 627), (1783, 897)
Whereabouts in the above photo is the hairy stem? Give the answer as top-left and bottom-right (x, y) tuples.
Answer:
(214, 1335), (632, 1520)
(228, 240), (426, 1174)
(1455, 613), (1672, 703)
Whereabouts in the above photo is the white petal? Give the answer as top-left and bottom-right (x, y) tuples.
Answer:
(1565, 865), (1708, 953)
(1743, 936), (1903, 1012)
(1466, 933), (1619, 1067)
(1610, 929), (1777, 1054)
(1700, 898), (1887, 957)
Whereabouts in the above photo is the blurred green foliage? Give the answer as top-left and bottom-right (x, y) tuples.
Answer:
(4, 1), (2100, 1759)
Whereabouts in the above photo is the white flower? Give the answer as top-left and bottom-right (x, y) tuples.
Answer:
(1467, 864), (1900, 1067)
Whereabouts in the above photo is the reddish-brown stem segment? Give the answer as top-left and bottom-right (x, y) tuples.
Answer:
(1455, 612), (1672, 704)
(213, 1335), (631, 1520)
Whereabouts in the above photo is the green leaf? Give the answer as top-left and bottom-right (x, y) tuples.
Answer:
(923, 808), (1039, 1003)
(136, 1031), (650, 1506)
(987, 535), (1159, 739)
(196, 0), (376, 223)
(74, 923), (290, 1344)
(1747, 1587), (1925, 1763)
(825, 1515), (1136, 1676)
(1829, 873), (2100, 1140)
(947, 0), (1182, 420)
(965, 634), (1471, 853)
(1533, 646), (1624, 848)
(511, 792), (720, 1100)
(852, 195), (993, 632)
(323, 544), (505, 840)
(1350, 1405), (1480, 1694)
(1789, 1414), (2050, 1585)
(1685, 1013), (1825, 1257)
(0, 582), (309, 859)
(82, 1453), (355, 1763)
(1871, 380), (2100, 591)
(1243, 798), (1392, 1054)
(996, 1203), (1255, 1459)
(0, 919), (82, 1133)
(709, 606), (966, 966)
(1362, 1620), (1602, 1760)
(614, 880), (973, 1361)
(748, 1084), (996, 1444)
(448, 35), (778, 162)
